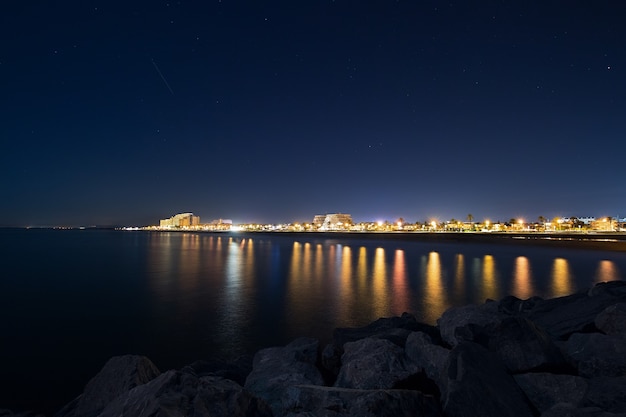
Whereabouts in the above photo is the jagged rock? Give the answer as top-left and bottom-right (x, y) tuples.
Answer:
(404, 331), (449, 390)
(283, 385), (443, 417)
(334, 337), (417, 390)
(181, 355), (252, 386)
(528, 281), (626, 340)
(564, 333), (626, 377)
(97, 370), (271, 417)
(244, 337), (324, 416)
(322, 313), (437, 379)
(332, 313), (437, 350)
(583, 376), (626, 413)
(514, 373), (588, 412)
(541, 402), (626, 417)
(321, 343), (342, 379)
(437, 301), (506, 347)
(498, 295), (544, 315)
(487, 317), (566, 373)
(595, 303), (626, 336)
(441, 342), (535, 417)
(55, 355), (160, 417)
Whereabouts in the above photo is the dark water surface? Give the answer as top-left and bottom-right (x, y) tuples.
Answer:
(1, 228), (625, 413)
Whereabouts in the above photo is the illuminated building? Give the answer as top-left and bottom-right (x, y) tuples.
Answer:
(159, 213), (200, 228)
(313, 213), (353, 231)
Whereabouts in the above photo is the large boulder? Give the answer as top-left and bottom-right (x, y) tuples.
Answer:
(55, 355), (160, 417)
(583, 376), (626, 413)
(513, 373), (588, 412)
(437, 302), (506, 347)
(441, 342), (535, 417)
(323, 313), (437, 377)
(486, 317), (565, 373)
(334, 337), (417, 390)
(332, 313), (436, 349)
(283, 385), (443, 417)
(245, 337), (324, 416)
(181, 355), (253, 386)
(564, 333), (626, 378)
(97, 371), (271, 417)
(595, 303), (626, 336)
(528, 281), (626, 340)
(404, 331), (449, 390)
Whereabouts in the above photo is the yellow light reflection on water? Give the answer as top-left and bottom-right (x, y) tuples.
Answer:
(551, 258), (573, 297)
(392, 249), (409, 315)
(289, 241), (302, 279)
(481, 255), (498, 301)
(512, 256), (533, 299)
(357, 246), (368, 292)
(594, 260), (620, 283)
(314, 244), (323, 278)
(303, 242), (312, 282)
(338, 246), (353, 319)
(372, 247), (388, 318)
(243, 238), (255, 284)
(452, 254), (465, 303)
(423, 251), (446, 324)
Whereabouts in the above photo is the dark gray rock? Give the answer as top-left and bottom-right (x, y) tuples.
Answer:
(564, 333), (626, 377)
(595, 303), (626, 336)
(97, 371), (272, 417)
(583, 376), (626, 413)
(541, 402), (626, 417)
(487, 317), (565, 373)
(245, 337), (324, 416)
(332, 313), (437, 350)
(404, 331), (449, 390)
(514, 373), (588, 412)
(283, 385), (443, 417)
(181, 355), (252, 386)
(528, 281), (626, 340)
(441, 342), (535, 417)
(55, 355), (160, 417)
(322, 313), (438, 378)
(498, 295), (544, 315)
(437, 302), (506, 347)
(334, 337), (417, 390)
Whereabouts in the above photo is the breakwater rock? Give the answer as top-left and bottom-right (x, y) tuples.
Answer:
(6, 280), (626, 417)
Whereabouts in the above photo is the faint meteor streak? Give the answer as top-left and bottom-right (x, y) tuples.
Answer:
(151, 59), (175, 95)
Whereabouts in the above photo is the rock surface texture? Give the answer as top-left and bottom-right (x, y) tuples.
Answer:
(9, 280), (626, 417)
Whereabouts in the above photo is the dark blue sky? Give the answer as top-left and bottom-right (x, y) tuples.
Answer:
(2, 1), (625, 226)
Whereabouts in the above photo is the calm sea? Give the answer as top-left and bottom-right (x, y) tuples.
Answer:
(1, 228), (625, 413)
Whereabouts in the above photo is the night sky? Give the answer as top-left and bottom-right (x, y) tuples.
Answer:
(2, 1), (625, 227)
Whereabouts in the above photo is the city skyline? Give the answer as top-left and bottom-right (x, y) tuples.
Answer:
(2, 2), (625, 227)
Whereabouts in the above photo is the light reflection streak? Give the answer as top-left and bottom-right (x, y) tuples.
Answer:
(357, 246), (367, 293)
(338, 246), (352, 319)
(512, 256), (533, 299)
(314, 244), (323, 279)
(595, 260), (620, 283)
(372, 247), (387, 318)
(481, 255), (498, 301)
(551, 258), (573, 296)
(453, 254), (465, 303)
(423, 251), (446, 324)
(392, 249), (409, 315)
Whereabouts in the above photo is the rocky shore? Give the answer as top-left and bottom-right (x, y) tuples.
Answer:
(4, 280), (626, 417)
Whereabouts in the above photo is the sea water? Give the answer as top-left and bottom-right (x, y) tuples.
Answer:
(1, 228), (625, 413)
